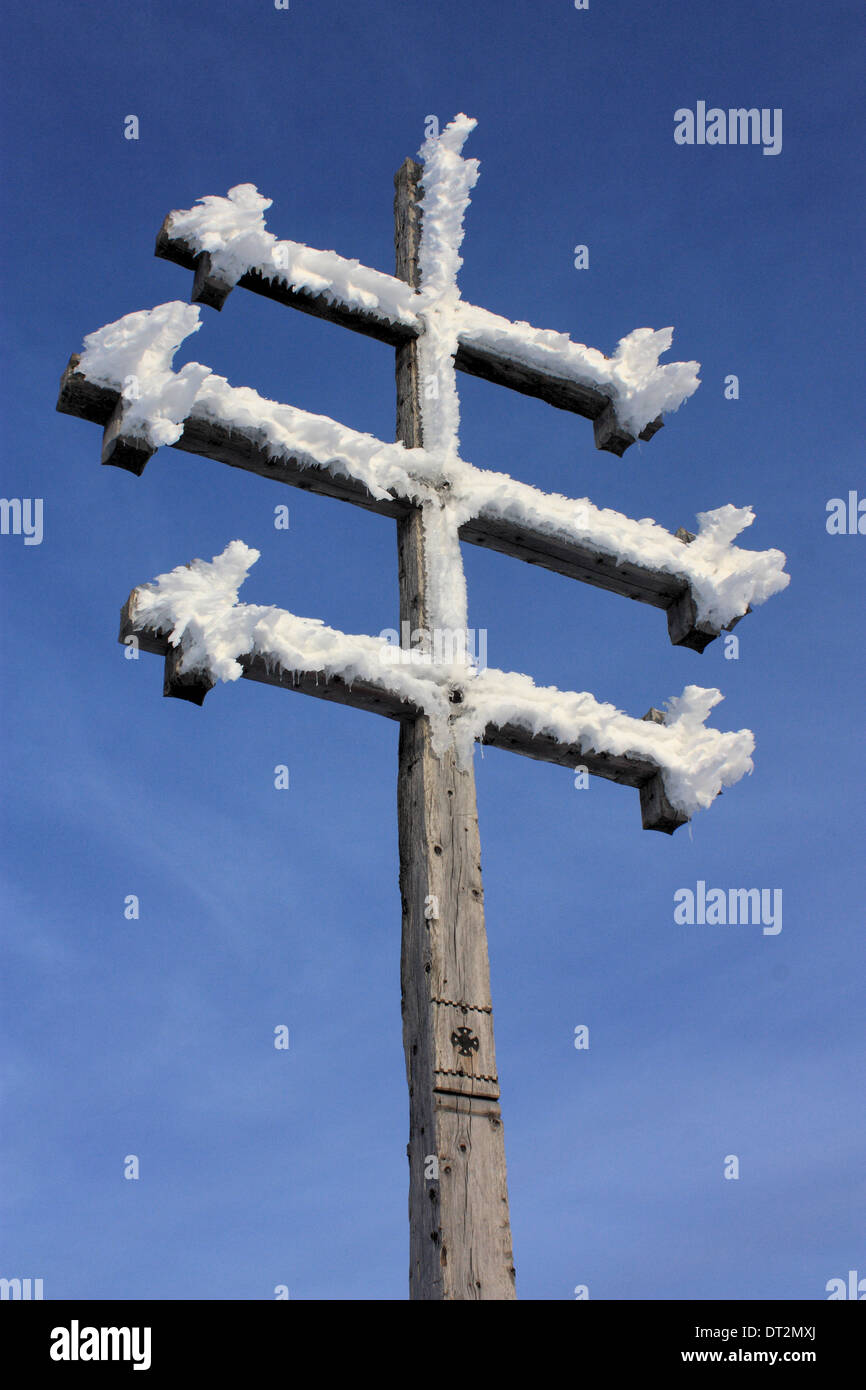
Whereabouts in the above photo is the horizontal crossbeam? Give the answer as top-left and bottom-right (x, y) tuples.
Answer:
(118, 595), (685, 832)
(115, 541), (756, 837)
(58, 358), (740, 652)
(154, 221), (662, 457)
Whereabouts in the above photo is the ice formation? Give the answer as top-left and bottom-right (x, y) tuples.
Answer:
(129, 542), (756, 818)
(71, 114), (791, 822)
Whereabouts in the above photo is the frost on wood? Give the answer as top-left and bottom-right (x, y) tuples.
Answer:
(73, 301), (788, 633)
(463, 483), (789, 633)
(416, 112), (479, 465)
(158, 115), (699, 439)
(78, 302), (209, 447)
(457, 310), (699, 440)
(129, 540), (443, 701)
(128, 542), (756, 820)
(466, 674), (753, 818)
(413, 114), (480, 636)
(165, 182), (419, 327)
(65, 113), (788, 823)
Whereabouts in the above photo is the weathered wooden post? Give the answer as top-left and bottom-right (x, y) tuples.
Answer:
(57, 113), (789, 1299)
(394, 158), (515, 1299)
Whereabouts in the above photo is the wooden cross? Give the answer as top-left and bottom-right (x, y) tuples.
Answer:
(56, 116), (787, 1300)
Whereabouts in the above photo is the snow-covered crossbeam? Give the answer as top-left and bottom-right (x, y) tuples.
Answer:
(154, 158), (700, 454)
(119, 542), (757, 834)
(56, 303), (788, 648)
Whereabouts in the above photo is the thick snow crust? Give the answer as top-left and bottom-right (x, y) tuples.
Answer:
(78, 114), (789, 821)
(159, 116), (699, 439)
(130, 542), (755, 818)
(78, 300), (788, 633)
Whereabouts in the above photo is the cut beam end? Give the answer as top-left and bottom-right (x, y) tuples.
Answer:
(638, 417), (664, 443)
(155, 223), (233, 309)
(665, 589), (717, 652)
(101, 400), (156, 476)
(666, 527), (751, 650)
(58, 362), (155, 474)
(639, 774), (689, 834)
(394, 155), (423, 188)
(163, 644), (214, 705)
(665, 588), (750, 653)
(154, 215), (192, 266)
(102, 434), (154, 476)
(639, 708), (689, 833)
(118, 596), (170, 658)
(190, 252), (233, 311)
(56, 355), (117, 425)
(592, 401), (664, 456)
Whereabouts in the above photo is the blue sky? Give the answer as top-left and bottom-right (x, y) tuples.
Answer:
(1, 0), (863, 1300)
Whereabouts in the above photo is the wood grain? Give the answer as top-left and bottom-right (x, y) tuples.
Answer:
(394, 158), (517, 1299)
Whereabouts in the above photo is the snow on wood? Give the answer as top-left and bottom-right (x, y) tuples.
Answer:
(412, 114), (479, 634)
(455, 310), (698, 441)
(155, 115), (699, 443)
(68, 301), (788, 635)
(58, 112), (792, 1297)
(77, 302), (209, 448)
(466, 674), (752, 819)
(164, 183), (419, 328)
(123, 541), (755, 821)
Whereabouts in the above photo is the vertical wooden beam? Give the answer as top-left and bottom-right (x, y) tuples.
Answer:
(394, 159), (517, 1301)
